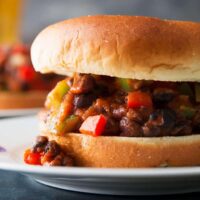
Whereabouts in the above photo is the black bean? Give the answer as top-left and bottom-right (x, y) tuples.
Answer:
(149, 109), (176, 128)
(44, 140), (61, 158)
(112, 106), (127, 119)
(161, 109), (176, 128)
(153, 88), (175, 105)
(71, 74), (95, 94)
(120, 117), (143, 137)
(171, 119), (192, 136)
(114, 90), (127, 104)
(103, 117), (120, 135)
(126, 107), (151, 124)
(143, 109), (176, 136)
(32, 136), (48, 153)
(73, 93), (96, 108)
(96, 84), (109, 97)
(154, 92), (174, 103)
(142, 124), (161, 137)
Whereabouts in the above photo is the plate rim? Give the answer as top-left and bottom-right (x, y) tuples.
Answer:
(1, 162), (200, 178)
(0, 108), (42, 117)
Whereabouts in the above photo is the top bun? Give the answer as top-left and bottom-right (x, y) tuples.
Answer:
(31, 15), (200, 81)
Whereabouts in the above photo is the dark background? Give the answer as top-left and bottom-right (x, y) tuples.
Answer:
(22, 0), (200, 42)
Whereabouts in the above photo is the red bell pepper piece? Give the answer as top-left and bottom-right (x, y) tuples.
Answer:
(79, 114), (107, 136)
(127, 91), (152, 108)
(24, 149), (41, 165)
(19, 65), (35, 82)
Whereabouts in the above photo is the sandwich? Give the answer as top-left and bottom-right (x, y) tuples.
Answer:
(0, 43), (62, 109)
(24, 15), (200, 167)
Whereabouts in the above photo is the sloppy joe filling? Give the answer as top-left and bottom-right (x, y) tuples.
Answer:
(44, 73), (200, 137)
(0, 44), (61, 92)
(24, 136), (73, 166)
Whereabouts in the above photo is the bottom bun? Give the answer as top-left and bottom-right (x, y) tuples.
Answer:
(41, 132), (200, 168)
(0, 91), (48, 109)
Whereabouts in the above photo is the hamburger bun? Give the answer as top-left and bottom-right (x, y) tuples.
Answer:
(33, 16), (200, 168)
(31, 15), (200, 82)
(0, 91), (48, 109)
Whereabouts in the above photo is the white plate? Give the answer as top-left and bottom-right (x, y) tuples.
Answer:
(1, 116), (200, 195)
(0, 108), (41, 117)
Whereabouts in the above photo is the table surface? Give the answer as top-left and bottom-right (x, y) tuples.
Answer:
(0, 170), (199, 200)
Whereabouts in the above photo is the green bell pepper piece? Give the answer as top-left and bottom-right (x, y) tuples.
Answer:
(46, 80), (69, 109)
(117, 78), (132, 92)
(55, 115), (80, 135)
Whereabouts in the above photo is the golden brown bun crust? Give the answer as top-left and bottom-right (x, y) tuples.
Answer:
(32, 15), (200, 81)
(0, 91), (48, 109)
(41, 132), (200, 168)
